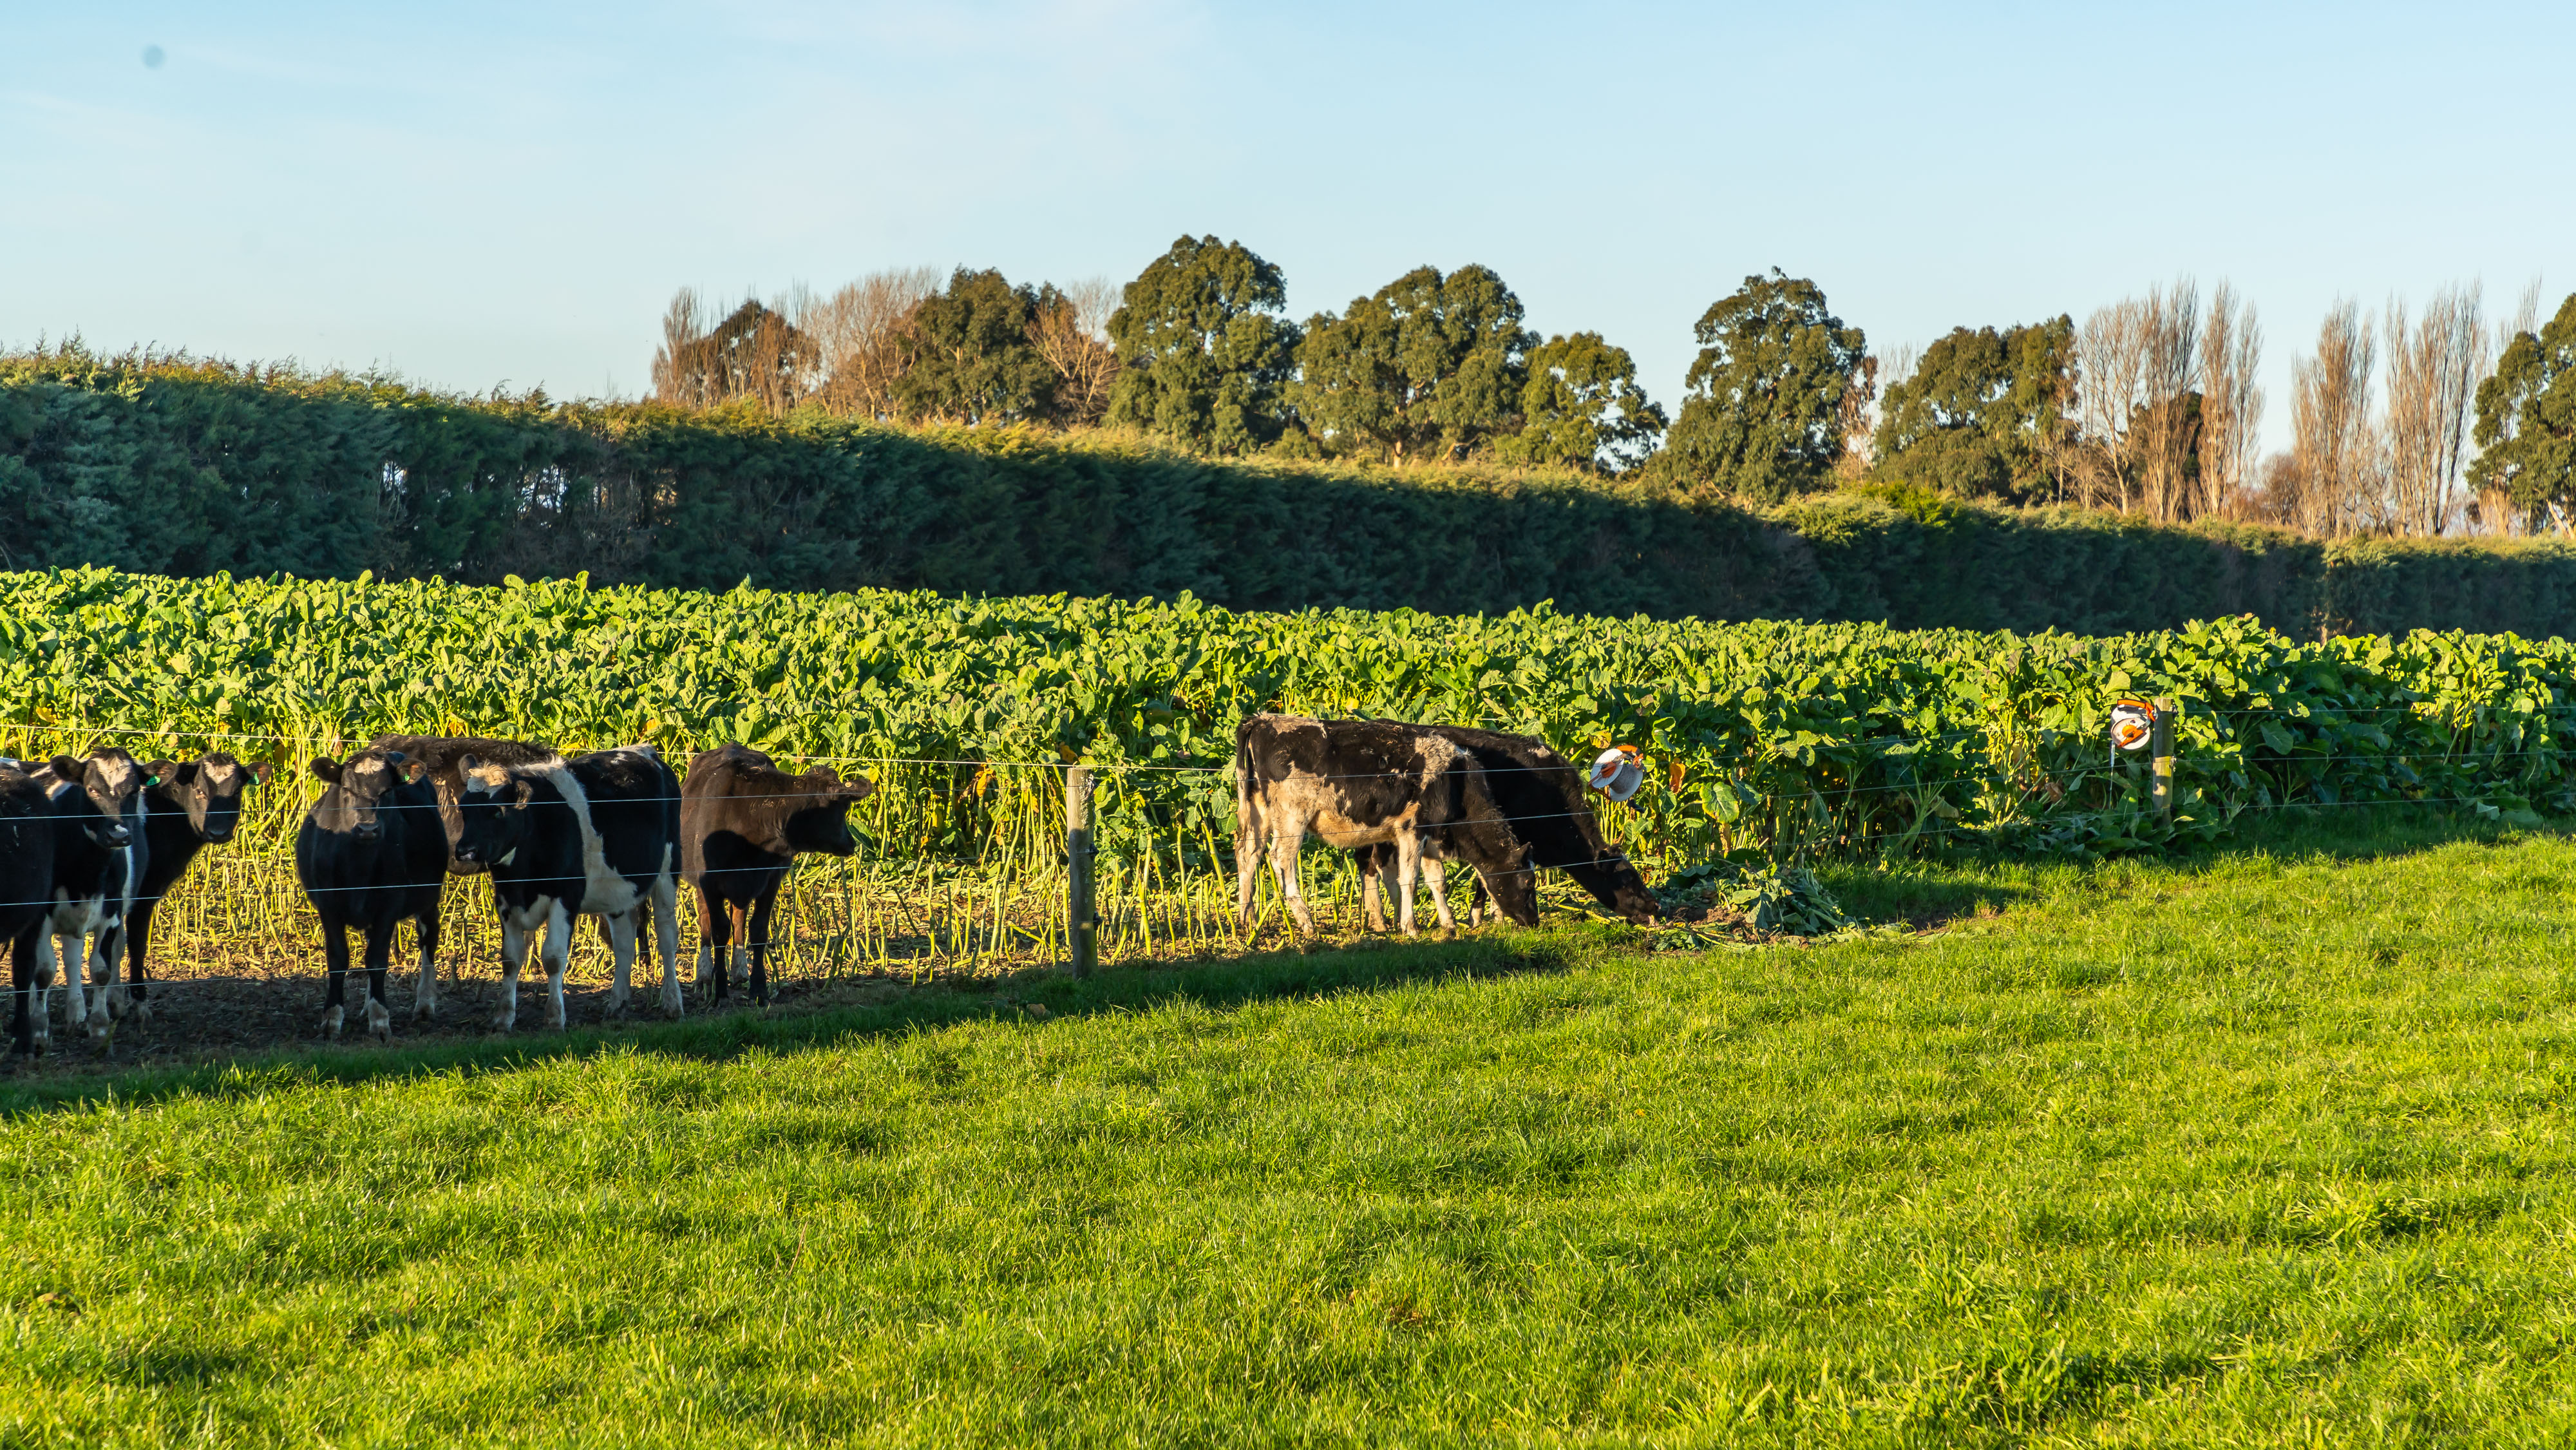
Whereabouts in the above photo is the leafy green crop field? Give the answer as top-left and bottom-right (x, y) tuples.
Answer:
(10, 806), (2575, 1446)
(8, 564), (2576, 985)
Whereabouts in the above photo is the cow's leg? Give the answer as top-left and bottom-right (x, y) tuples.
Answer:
(35, 928), (72, 1046)
(694, 885), (729, 1005)
(363, 919), (395, 1041)
(652, 863), (683, 1018)
(604, 910), (638, 1019)
(412, 901), (442, 1022)
(540, 900), (573, 1031)
(1359, 845), (1387, 933)
(11, 930), (36, 1058)
(1424, 856), (1456, 932)
(728, 903), (752, 989)
(9, 932), (30, 1058)
(748, 888), (779, 1007)
(84, 918), (122, 1041)
(1233, 797), (1265, 930)
(1394, 832), (1422, 937)
(494, 913), (533, 1033)
(122, 898), (158, 1025)
(1269, 817), (1315, 937)
(320, 917), (350, 1040)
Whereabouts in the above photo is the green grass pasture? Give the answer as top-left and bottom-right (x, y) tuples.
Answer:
(8, 810), (2576, 1446)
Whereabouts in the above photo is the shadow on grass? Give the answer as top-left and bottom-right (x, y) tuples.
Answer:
(0, 924), (1636, 1117)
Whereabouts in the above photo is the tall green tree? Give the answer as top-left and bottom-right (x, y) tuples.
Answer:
(1292, 264), (1536, 464)
(1495, 331), (1667, 472)
(2473, 292), (2576, 517)
(1104, 236), (1302, 453)
(893, 268), (1059, 425)
(1653, 269), (1865, 501)
(1872, 316), (2076, 501)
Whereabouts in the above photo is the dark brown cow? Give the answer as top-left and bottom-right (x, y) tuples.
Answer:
(679, 744), (875, 1007)
(1233, 714), (1537, 936)
(368, 734), (558, 875)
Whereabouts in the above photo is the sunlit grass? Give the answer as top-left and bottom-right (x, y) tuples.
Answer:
(8, 810), (2576, 1445)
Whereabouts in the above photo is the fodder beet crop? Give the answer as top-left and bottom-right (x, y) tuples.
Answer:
(6, 566), (2573, 978)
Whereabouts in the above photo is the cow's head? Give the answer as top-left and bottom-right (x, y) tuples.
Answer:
(1479, 843), (1543, 928)
(448, 753), (534, 866)
(309, 750), (420, 844)
(52, 749), (152, 849)
(1567, 848), (1660, 926)
(779, 767), (876, 857)
(147, 752), (274, 844)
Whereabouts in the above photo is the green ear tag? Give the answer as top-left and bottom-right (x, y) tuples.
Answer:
(147, 776), (162, 787)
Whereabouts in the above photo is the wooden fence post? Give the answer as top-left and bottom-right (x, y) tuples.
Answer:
(2150, 697), (2176, 824)
(1064, 765), (1096, 977)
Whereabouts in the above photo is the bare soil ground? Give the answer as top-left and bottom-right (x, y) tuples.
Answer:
(4, 936), (948, 1082)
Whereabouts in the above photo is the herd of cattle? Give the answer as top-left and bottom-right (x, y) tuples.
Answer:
(0, 714), (1656, 1058)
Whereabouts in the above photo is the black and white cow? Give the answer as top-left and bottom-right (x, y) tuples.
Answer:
(293, 749), (446, 1040)
(1354, 726), (1660, 930)
(448, 745), (682, 1030)
(120, 752), (274, 1023)
(30, 750), (153, 1044)
(3, 763), (62, 1059)
(679, 743), (876, 1009)
(1233, 714), (1538, 936)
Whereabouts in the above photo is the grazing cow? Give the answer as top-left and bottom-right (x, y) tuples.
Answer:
(1233, 714), (1537, 936)
(368, 733), (556, 875)
(293, 749), (446, 1040)
(1355, 727), (1661, 929)
(448, 745), (682, 1031)
(679, 743), (875, 1009)
(121, 752), (274, 1023)
(3, 763), (61, 1058)
(31, 750), (153, 1044)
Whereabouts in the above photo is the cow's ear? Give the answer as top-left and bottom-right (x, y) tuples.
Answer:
(842, 777), (877, 805)
(404, 760), (430, 783)
(145, 759), (177, 782)
(458, 752), (481, 775)
(310, 757), (345, 785)
(248, 761), (274, 785)
(49, 755), (84, 780)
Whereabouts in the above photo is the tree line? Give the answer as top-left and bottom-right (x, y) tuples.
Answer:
(652, 238), (2576, 536)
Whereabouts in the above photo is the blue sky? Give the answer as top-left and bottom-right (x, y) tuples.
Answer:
(5, 2), (2569, 450)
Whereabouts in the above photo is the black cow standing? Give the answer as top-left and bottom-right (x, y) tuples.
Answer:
(679, 743), (875, 1009)
(121, 752), (274, 1024)
(2, 763), (61, 1059)
(32, 750), (153, 1045)
(448, 745), (682, 1030)
(294, 749), (446, 1040)
(1355, 726), (1660, 930)
(1233, 714), (1537, 936)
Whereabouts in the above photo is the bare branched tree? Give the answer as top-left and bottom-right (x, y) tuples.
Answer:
(1833, 354), (1880, 477)
(650, 285), (815, 415)
(2076, 298), (2149, 512)
(2135, 278), (2202, 522)
(801, 265), (940, 421)
(2291, 300), (2380, 537)
(1029, 276), (1122, 428)
(2197, 284), (2264, 519)
(2383, 283), (2486, 536)
(651, 287), (718, 408)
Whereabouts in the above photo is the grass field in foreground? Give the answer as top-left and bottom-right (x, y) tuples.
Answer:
(8, 810), (2576, 1447)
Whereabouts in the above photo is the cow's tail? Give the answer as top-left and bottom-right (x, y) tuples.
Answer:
(1231, 718), (1257, 839)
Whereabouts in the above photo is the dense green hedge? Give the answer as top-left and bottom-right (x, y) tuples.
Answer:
(8, 350), (2575, 638)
